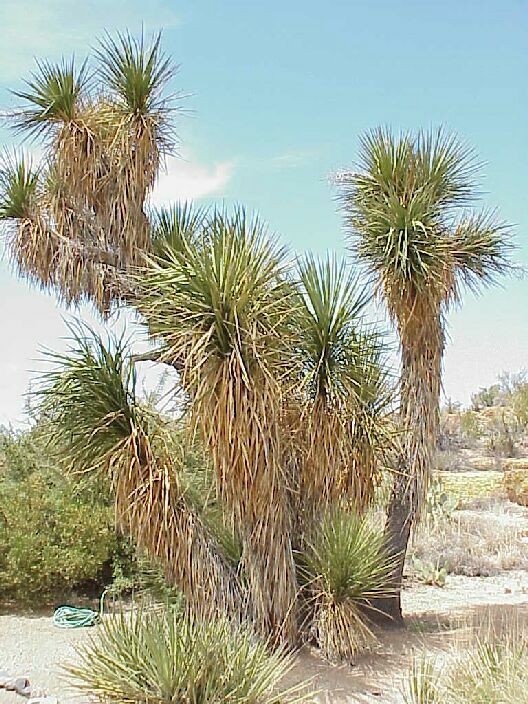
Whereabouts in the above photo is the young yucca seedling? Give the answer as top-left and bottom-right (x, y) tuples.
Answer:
(401, 656), (441, 704)
(66, 605), (310, 704)
(300, 509), (395, 661)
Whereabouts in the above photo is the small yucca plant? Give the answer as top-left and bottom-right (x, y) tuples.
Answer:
(66, 606), (309, 704)
(300, 509), (394, 661)
(402, 656), (441, 704)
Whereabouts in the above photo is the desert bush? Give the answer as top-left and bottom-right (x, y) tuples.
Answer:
(0, 425), (128, 604)
(471, 384), (502, 411)
(485, 410), (519, 456)
(459, 410), (482, 441)
(512, 384), (528, 429)
(300, 509), (394, 661)
(503, 460), (528, 506)
(0, 469), (118, 603)
(66, 605), (307, 704)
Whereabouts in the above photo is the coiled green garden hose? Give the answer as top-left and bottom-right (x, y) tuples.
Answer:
(52, 590), (107, 628)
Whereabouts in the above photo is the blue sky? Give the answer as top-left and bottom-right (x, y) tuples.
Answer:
(0, 0), (527, 423)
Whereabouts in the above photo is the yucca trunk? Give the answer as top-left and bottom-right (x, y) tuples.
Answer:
(114, 435), (244, 623)
(379, 303), (443, 624)
(193, 355), (298, 644)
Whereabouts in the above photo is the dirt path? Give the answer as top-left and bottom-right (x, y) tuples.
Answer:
(1, 571), (528, 704)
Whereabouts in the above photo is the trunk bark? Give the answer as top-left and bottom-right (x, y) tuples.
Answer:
(375, 306), (444, 625)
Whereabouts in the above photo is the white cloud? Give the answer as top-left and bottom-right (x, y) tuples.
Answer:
(151, 155), (234, 205)
(0, 0), (180, 82)
(269, 147), (323, 169)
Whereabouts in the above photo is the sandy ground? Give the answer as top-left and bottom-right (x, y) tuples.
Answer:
(2, 570), (528, 704)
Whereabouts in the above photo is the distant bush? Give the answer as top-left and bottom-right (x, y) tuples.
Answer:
(471, 384), (502, 411)
(512, 384), (528, 429)
(459, 410), (482, 441)
(503, 460), (528, 507)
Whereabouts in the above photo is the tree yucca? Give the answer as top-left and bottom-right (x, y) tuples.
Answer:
(0, 32), (511, 653)
(1, 31), (392, 649)
(338, 128), (512, 621)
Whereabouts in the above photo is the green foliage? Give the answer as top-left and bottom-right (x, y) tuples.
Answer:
(459, 410), (482, 440)
(67, 605), (307, 704)
(411, 558), (448, 588)
(12, 58), (87, 135)
(0, 423), (141, 606)
(301, 509), (393, 606)
(108, 550), (183, 607)
(96, 31), (175, 119)
(485, 411), (518, 456)
(0, 153), (40, 220)
(38, 323), (140, 476)
(338, 127), (512, 310)
(139, 207), (296, 368)
(471, 384), (502, 411)
(512, 383), (528, 429)
(0, 447), (117, 603)
(297, 253), (370, 405)
(447, 637), (528, 704)
(424, 476), (457, 525)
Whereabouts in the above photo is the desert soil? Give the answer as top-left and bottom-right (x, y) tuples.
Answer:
(1, 570), (528, 704)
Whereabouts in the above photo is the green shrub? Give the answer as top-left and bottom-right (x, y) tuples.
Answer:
(66, 606), (307, 704)
(459, 410), (482, 440)
(0, 470), (118, 603)
(0, 425), (124, 605)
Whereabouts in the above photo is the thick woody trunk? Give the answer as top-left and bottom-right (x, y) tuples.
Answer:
(375, 307), (443, 625)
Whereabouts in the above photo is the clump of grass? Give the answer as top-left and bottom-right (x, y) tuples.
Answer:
(402, 627), (528, 704)
(402, 656), (441, 704)
(300, 509), (394, 661)
(447, 637), (528, 703)
(67, 605), (309, 704)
